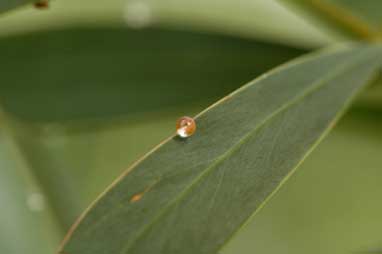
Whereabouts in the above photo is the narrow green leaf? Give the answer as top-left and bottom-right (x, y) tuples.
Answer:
(59, 44), (382, 254)
(326, 0), (382, 29)
(280, 0), (382, 40)
(0, 0), (331, 48)
(144, 0), (332, 48)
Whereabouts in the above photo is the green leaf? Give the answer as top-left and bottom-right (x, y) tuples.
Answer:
(280, 0), (382, 40)
(327, 0), (382, 29)
(223, 110), (382, 253)
(59, 44), (382, 254)
(0, 26), (303, 229)
(0, 0), (35, 14)
(0, 0), (331, 48)
(0, 111), (62, 254)
(0, 27), (304, 122)
(143, 0), (332, 48)
(357, 250), (382, 254)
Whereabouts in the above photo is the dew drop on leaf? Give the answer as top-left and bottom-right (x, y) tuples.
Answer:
(176, 116), (196, 138)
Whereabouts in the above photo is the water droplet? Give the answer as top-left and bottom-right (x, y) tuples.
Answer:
(176, 116), (196, 138)
(26, 192), (45, 212)
(124, 1), (152, 29)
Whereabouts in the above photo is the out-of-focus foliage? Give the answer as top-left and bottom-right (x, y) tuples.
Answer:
(0, 27), (304, 122)
(281, 0), (382, 40)
(0, 0), (332, 48)
(0, 112), (61, 254)
(325, 0), (382, 30)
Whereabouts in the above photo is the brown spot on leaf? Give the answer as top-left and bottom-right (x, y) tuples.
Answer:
(130, 192), (144, 203)
(129, 179), (161, 203)
(34, 1), (49, 9)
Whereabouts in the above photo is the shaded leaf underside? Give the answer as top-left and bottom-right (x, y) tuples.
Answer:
(60, 45), (382, 254)
(0, 27), (304, 123)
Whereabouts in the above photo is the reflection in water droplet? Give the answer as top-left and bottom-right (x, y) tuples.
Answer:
(124, 1), (153, 29)
(176, 116), (196, 138)
(27, 192), (45, 212)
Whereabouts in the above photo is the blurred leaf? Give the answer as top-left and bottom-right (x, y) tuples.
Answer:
(323, 0), (382, 32)
(357, 76), (382, 109)
(0, 0), (332, 48)
(0, 111), (62, 254)
(59, 45), (382, 254)
(142, 0), (333, 48)
(0, 0), (34, 14)
(280, 0), (382, 40)
(356, 251), (382, 254)
(0, 27), (304, 122)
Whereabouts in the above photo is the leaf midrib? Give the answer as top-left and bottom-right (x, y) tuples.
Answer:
(119, 50), (376, 254)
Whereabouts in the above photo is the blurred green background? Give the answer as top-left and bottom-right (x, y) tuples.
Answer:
(0, 1), (381, 254)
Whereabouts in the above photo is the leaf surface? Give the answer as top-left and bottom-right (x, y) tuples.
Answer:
(59, 44), (382, 254)
(222, 110), (382, 254)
